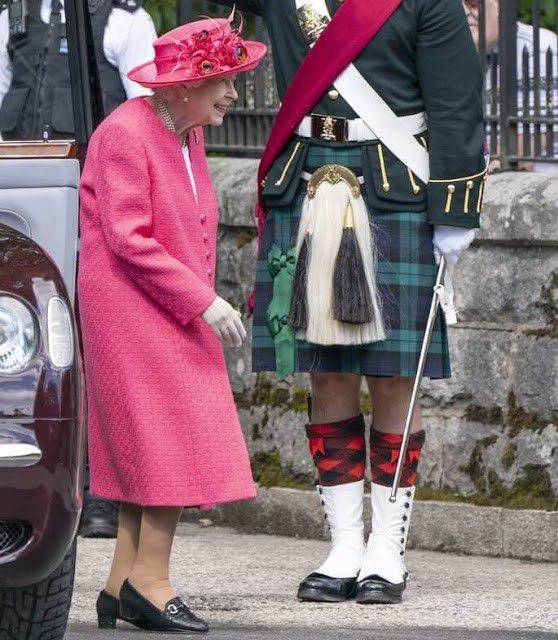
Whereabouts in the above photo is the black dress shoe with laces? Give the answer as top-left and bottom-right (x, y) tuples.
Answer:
(297, 572), (357, 602)
(119, 580), (209, 633)
(355, 574), (407, 604)
(79, 496), (119, 538)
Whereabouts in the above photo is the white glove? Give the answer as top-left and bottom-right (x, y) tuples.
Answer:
(201, 296), (246, 347)
(433, 225), (476, 265)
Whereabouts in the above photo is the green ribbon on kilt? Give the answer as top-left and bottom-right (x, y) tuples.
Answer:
(266, 244), (297, 378)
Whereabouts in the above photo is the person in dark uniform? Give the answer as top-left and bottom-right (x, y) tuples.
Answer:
(212, 0), (486, 604)
(0, 0), (156, 140)
(0, 0), (156, 537)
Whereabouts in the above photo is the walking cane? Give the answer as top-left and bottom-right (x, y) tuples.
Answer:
(389, 256), (451, 502)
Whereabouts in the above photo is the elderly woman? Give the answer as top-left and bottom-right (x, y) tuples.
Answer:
(78, 13), (266, 634)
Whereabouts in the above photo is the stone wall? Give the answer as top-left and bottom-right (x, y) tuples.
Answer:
(209, 158), (558, 502)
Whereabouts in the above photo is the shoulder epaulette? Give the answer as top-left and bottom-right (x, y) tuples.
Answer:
(113, 0), (144, 13)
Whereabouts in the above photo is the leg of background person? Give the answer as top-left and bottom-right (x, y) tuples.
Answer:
(104, 502), (143, 598)
(127, 506), (183, 610)
(298, 373), (365, 601)
(356, 376), (426, 602)
(79, 443), (119, 539)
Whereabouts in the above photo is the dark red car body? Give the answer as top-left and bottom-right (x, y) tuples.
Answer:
(0, 223), (85, 588)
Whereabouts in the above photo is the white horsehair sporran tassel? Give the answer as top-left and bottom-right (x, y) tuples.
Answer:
(291, 165), (386, 346)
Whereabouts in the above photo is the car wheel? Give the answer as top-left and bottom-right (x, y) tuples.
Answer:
(0, 539), (76, 640)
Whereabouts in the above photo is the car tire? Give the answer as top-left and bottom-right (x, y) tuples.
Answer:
(0, 539), (76, 640)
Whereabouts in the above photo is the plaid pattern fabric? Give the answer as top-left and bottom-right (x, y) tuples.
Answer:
(306, 414), (366, 486)
(252, 142), (451, 379)
(369, 429), (426, 488)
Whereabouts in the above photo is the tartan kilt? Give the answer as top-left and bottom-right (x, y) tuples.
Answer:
(251, 143), (451, 379)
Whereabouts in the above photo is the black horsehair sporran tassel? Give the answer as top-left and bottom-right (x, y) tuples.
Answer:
(288, 229), (311, 329)
(333, 197), (374, 324)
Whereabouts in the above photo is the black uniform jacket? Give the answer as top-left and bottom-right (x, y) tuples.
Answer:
(215, 0), (487, 228)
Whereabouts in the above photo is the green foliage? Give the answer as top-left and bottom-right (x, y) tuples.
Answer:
(251, 449), (312, 490)
(145, 0), (177, 33)
(143, 0), (258, 36)
(143, 1), (555, 46)
(519, 0), (556, 29)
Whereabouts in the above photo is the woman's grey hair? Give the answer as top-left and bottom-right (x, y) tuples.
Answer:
(151, 81), (204, 99)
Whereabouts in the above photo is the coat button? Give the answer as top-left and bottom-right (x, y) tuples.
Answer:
(207, 269), (212, 277)
(203, 233), (209, 242)
(200, 213), (206, 223)
(205, 251), (211, 259)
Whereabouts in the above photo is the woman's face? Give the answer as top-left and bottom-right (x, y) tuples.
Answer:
(178, 76), (239, 127)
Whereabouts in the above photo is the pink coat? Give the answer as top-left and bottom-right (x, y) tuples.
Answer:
(78, 97), (256, 507)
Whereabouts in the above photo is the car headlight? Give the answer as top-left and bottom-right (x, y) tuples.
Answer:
(0, 296), (38, 374)
(47, 297), (74, 368)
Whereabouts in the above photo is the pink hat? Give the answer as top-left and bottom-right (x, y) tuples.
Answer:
(128, 10), (267, 88)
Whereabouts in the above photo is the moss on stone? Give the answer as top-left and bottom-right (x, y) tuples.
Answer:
(523, 326), (558, 338)
(236, 230), (256, 249)
(505, 464), (557, 510)
(291, 387), (309, 413)
(250, 449), (313, 490)
(501, 442), (518, 470)
(414, 483), (557, 510)
(252, 423), (262, 440)
(506, 391), (547, 438)
(460, 441), (487, 493)
(460, 436), (502, 495)
(233, 391), (252, 410)
(464, 404), (504, 425)
(270, 387), (290, 408)
(251, 373), (273, 406)
(463, 394), (551, 440)
(455, 445), (557, 511)
(250, 375), (308, 414)
(460, 447), (480, 489)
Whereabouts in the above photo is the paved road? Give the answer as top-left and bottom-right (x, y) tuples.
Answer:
(69, 523), (558, 639)
(66, 625), (557, 639)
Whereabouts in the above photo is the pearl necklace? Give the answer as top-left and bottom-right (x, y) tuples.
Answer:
(154, 95), (188, 147)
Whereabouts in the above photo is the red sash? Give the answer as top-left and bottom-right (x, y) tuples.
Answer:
(255, 0), (403, 236)
(248, 0), (403, 312)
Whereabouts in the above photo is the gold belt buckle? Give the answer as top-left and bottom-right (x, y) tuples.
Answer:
(321, 115), (337, 141)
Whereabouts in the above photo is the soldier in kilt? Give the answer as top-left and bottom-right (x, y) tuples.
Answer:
(214, 0), (486, 604)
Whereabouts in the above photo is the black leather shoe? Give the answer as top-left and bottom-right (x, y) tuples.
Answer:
(355, 574), (407, 604)
(79, 496), (119, 538)
(297, 572), (357, 602)
(119, 580), (209, 633)
(96, 590), (134, 628)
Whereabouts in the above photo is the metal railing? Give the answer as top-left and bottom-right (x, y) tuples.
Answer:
(483, 0), (558, 169)
(181, 1), (558, 167)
